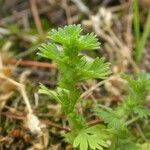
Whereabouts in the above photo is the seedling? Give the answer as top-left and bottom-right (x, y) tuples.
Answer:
(38, 24), (111, 150)
(95, 72), (150, 149)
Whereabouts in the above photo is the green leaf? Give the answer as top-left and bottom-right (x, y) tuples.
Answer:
(123, 72), (150, 116)
(95, 106), (126, 130)
(38, 43), (60, 60)
(73, 125), (109, 150)
(64, 131), (78, 144)
(74, 132), (88, 150)
(39, 84), (80, 114)
(133, 106), (150, 118)
(138, 142), (150, 150)
(79, 57), (111, 80)
(115, 139), (138, 150)
(38, 84), (60, 102)
(49, 24), (82, 46)
(78, 33), (100, 50)
(124, 73), (150, 98)
(57, 88), (80, 113)
(68, 112), (86, 131)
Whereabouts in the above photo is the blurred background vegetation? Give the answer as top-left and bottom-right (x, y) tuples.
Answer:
(0, 0), (150, 149)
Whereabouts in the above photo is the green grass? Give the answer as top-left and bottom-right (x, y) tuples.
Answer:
(134, 0), (150, 64)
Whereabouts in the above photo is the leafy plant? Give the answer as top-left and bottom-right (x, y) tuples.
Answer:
(37, 24), (150, 150)
(95, 72), (150, 150)
(38, 24), (111, 150)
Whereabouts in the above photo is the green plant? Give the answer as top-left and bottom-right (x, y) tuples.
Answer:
(133, 0), (150, 63)
(38, 25), (111, 150)
(95, 72), (150, 150)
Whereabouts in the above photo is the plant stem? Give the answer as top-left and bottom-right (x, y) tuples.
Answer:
(68, 111), (85, 131)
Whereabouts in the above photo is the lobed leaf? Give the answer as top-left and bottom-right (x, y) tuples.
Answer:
(95, 106), (126, 130)
(38, 84), (60, 102)
(79, 57), (111, 80)
(49, 24), (82, 46)
(73, 125), (109, 150)
(38, 43), (60, 60)
(133, 106), (150, 118)
(78, 33), (100, 50)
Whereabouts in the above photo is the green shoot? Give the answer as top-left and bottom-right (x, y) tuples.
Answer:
(38, 24), (111, 150)
(95, 72), (150, 149)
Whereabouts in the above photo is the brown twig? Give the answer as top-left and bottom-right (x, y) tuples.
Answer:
(71, 0), (90, 15)
(81, 80), (105, 99)
(0, 6), (50, 25)
(0, 112), (26, 120)
(62, 0), (72, 24)
(29, 0), (43, 34)
(87, 119), (103, 127)
(4, 59), (56, 69)
(43, 120), (70, 132)
(0, 73), (32, 113)
(1, 111), (70, 132)
(108, 2), (130, 12)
